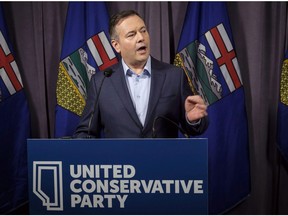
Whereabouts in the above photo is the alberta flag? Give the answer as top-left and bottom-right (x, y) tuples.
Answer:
(0, 3), (30, 213)
(55, 2), (118, 138)
(277, 51), (288, 160)
(175, 2), (250, 214)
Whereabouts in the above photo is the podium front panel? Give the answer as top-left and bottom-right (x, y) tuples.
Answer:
(28, 138), (208, 214)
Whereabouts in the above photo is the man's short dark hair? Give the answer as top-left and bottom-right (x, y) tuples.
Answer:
(109, 10), (141, 40)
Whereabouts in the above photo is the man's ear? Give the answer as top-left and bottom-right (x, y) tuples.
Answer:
(111, 39), (120, 53)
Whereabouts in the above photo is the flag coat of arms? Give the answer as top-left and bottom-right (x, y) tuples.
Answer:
(0, 3), (30, 213)
(174, 2), (250, 214)
(55, 2), (118, 138)
(277, 51), (288, 160)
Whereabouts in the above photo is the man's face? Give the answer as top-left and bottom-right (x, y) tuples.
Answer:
(111, 15), (150, 69)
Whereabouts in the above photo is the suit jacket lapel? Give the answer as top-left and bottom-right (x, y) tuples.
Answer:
(110, 63), (143, 128)
(143, 59), (166, 130)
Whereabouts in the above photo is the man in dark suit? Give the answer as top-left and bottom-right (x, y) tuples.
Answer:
(73, 10), (208, 138)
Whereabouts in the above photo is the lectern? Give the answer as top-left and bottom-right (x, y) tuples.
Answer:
(27, 138), (208, 214)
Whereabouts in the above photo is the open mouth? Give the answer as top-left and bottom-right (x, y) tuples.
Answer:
(137, 45), (147, 53)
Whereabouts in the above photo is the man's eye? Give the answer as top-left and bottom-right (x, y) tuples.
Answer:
(127, 33), (135, 38)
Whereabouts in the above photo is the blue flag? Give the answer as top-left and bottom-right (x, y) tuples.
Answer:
(277, 51), (288, 160)
(0, 4), (30, 213)
(54, 2), (118, 138)
(175, 2), (250, 214)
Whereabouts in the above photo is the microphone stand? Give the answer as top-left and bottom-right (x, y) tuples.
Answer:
(87, 69), (113, 138)
(152, 115), (189, 138)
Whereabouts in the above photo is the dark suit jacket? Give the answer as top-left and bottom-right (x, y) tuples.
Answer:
(73, 57), (208, 138)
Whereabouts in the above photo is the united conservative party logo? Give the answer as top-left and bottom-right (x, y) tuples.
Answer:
(32, 162), (206, 213)
(28, 139), (208, 214)
(33, 161), (63, 211)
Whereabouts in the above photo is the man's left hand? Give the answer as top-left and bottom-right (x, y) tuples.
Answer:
(185, 95), (208, 122)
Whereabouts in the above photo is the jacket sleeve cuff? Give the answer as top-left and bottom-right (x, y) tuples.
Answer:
(186, 112), (201, 126)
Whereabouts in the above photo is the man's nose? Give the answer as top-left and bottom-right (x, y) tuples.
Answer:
(136, 31), (144, 42)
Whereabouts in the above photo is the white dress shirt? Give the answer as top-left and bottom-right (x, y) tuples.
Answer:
(122, 57), (151, 126)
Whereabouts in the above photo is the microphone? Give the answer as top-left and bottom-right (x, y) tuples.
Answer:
(104, 69), (113, 77)
(87, 69), (113, 138)
(152, 115), (189, 138)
